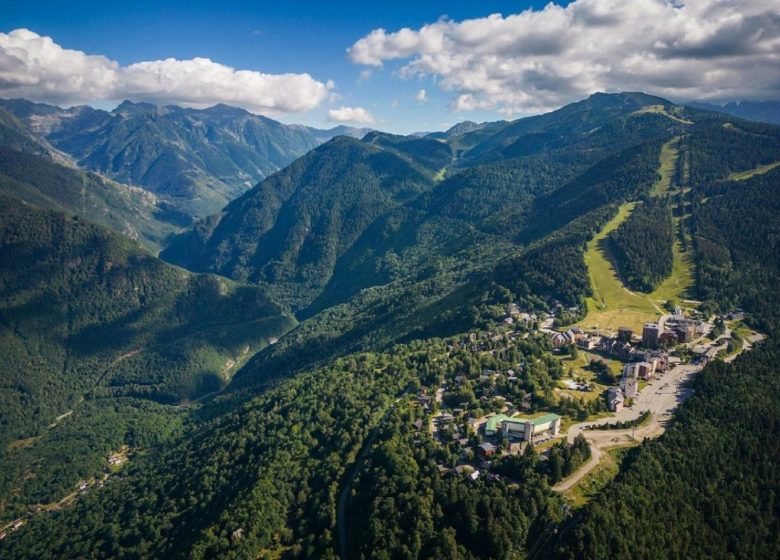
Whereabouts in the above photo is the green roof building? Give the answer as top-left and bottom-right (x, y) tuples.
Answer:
(483, 412), (561, 441)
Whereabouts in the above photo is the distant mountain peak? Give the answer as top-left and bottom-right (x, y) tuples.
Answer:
(201, 103), (251, 117)
(113, 100), (159, 116)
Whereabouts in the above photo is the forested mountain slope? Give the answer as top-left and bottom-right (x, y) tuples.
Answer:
(161, 135), (442, 309)
(548, 121), (780, 560)
(0, 194), (294, 519)
(0, 109), (190, 252)
(162, 93), (689, 318)
(0, 193), (293, 436)
(0, 144), (185, 252)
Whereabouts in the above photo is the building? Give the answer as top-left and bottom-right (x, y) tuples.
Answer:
(674, 322), (696, 343)
(620, 363), (639, 399)
(599, 337), (638, 361)
(550, 330), (576, 348)
(478, 442), (497, 456)
(621, 375), (638, 399)
(617, 327), (633, 342)
(659, 331), (678, 346)
(642, 323), (660, 349)
(577, 335), (599, 350)
(637, 361), (656, 380)
(607, 387), (624, 412)
(485, 413), (561, 441)
(644, 351), (669, 373)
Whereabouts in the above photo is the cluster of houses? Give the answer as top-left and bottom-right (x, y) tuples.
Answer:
(557, 314), (707, 359)
(504, 303), (539, 327)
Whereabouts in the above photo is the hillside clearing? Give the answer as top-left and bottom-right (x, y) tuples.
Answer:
(630, 105), (693, 125)
(576, 203), (660, 333)
(562, 445), (637, 507)
(729, 161), (780, 181)
(651, 137), (681, 196)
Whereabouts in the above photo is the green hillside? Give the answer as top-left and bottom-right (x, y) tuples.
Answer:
(162, 135), (442, 310)
(0, 194), (294, 518)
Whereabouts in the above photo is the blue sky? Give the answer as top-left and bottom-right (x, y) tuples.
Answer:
(1, 1), (776, 133)
(1, 1), (556, 132)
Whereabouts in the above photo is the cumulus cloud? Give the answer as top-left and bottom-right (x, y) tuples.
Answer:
(328, 106), (376, 124)
(0, 28), (331, 114)
(348, 0), (780, 114)
(416, 88), (428, 102)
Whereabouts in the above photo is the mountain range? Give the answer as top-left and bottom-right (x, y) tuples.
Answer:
(687, 99), (780, 126)
(1, 90), (779, 559)
(0, 98), (370, 221)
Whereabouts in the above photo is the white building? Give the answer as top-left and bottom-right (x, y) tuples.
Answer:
(484, 413), (561, 441)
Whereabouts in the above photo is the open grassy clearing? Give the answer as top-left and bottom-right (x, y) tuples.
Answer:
(562, 444), (638, 507)
(729, 161), (780, 181)
(630, 105), (693, 125)
(649, 138), (695, 303)
(555, 351), (621, 402)
(6, 437), (41, 451)
(577, 138), (696, 333)
(651, 137), (681, 197)
(576, 203), (660, 334)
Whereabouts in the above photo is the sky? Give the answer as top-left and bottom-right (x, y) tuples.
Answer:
(1, 0), (778, 133)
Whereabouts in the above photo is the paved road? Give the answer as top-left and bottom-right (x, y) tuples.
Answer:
(553, 361), (697, 491)
(555, 325), (764, 492)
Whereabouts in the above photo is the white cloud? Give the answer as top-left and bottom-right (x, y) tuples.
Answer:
(348, 0), (780, 114)
(416, 88), (428, 102)
(358, 69), (373, 83)
(328, 106), (376, 124)
(0, 28), (331, 114)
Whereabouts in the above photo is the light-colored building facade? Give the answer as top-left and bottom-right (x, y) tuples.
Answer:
(484, 413), (562, 441)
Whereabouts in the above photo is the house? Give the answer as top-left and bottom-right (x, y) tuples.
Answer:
(642, 323), (660, 349)
(620, 374), (638, 399)
(623, 360), (655, 381)
(577, 336), (599, 350)
(674, 322), (696, 343)
(412, 418), (424, 431)
(607, 387), (624, 412)
(600, 337), (638, 361)
(550, 329), (585, 348)
(728, 309), (746, 321)
(478, 442), (497, 456)
(518, 312), (536, 326)
(637, 361), (656, 380)
(468, 470), (481, 482)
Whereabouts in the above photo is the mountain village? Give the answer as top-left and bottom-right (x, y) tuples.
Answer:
(420, 300), (762, 489)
